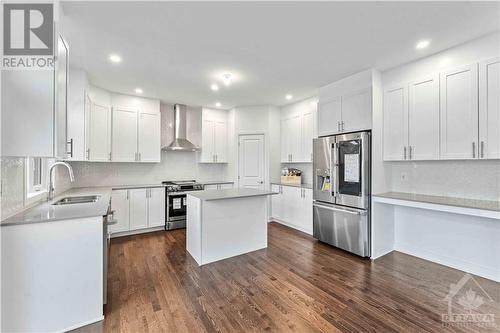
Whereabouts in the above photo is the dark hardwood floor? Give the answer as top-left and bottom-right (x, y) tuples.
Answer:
(75, 222), (500, 333)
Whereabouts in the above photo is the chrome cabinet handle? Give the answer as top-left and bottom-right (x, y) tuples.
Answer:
(337, 121), (340, 132)
(138, 152), (141, 161)
(472, 142), (476, 158)
(109, 152), (112, 161)
(404, 146), (407, 160)
(86, 148), (90, 160)
(67, 138), (73, 158)
(341, 121), (345, 131)
(409, 146), (412, 160)
(480, 141), (485, 158)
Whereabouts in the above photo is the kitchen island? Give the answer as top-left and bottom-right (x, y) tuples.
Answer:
(186, 188), (276, 266)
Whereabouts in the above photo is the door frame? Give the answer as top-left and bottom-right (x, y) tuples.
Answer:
(237, 132), (267, 189)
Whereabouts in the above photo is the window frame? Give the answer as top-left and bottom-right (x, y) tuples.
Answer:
(25, 157), (48, 203)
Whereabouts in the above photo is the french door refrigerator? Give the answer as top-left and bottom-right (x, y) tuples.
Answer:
(312, 131), (371, 257)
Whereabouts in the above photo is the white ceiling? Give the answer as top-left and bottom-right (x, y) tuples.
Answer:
(62, 1), (499, 109)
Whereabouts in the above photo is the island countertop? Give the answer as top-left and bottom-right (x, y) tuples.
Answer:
(187, 188), (277, 201)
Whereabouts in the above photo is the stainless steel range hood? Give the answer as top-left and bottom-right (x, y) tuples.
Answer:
(163, 104), (199, 151)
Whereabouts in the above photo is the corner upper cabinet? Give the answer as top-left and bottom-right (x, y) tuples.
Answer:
(281, 98), (316, 163)
(200, 108), (228, 163)
(383, 84), (408, 161)
(479, 57), (500, 159)
(440, 64), (479, 160)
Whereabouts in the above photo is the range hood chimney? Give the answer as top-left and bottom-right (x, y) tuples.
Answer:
(163, 104), (199, 151)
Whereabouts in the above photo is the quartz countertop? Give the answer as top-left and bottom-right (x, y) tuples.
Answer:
(271, 182), (313, 189)
(187, 188), (277, 201)
(374, 192), (500, 212)
(1, 187), (113, 227)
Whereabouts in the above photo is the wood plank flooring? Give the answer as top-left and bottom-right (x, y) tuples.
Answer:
(75, 222), (500, 332)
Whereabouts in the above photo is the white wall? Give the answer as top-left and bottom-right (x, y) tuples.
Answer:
(380, 32), (500, 200)
(227, 105), (281, 186)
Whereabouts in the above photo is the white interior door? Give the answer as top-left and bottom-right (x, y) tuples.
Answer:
(238, 134), (265, 189)
(440, 64), (479, 159)
(138, 112), (160, 162)
(112, 107), (138, 162)
(88, 102), (111, 161)
(408, 75), (440, 160)
(479, 57), (500, 159)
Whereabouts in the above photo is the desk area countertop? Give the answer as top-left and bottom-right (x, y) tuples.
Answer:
(373, 192), (500, 219)
(188, 188), (276, 201)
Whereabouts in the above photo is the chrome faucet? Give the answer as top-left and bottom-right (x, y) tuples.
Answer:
(48, 161), (75, 201)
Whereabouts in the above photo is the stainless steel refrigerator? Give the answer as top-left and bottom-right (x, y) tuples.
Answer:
(312, 131), (371, 257)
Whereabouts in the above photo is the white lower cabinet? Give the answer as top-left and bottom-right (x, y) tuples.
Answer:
(270, 185), (313, 235)
(110, 187), (166, 235)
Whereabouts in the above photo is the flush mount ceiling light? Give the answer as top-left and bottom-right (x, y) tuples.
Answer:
(109, 54), (122, 63)
(135, 88), (143, 94)
(210, 84), (219, 91)
(215, 102), (221, 107)
(416, 39), (430, 50)
(286, 94), (293, 100)
(221, 73), (233, 86)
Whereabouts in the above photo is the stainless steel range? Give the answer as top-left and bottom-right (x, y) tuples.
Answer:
(162, 180), (204, 230)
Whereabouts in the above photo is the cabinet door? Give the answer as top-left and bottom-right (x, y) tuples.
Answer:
(299, 189), (313, 235)
(479, 57), (500, 159)
(88, 102), (111, 161)
(271, 185), (283, 220)
(302, 111), (314, 163)
(408, 75), (440, 160)
(148, 188), (165, 227)
(318, 97), (342, 136)
(342, 88), (372, 132)
(201, 119), (215, 163)
(214, 120), (227, 163)
(67, 70), (87, 161)
(281, 119), (289, 163)
(280, 186), (297, 224)
(440, 64), (479, 159)
(110, 190), (129, 233)
(138, 112), (161, 162)
(383, 85), (408, 161)
(129, 189), (148, 230)
(112, 107), (138, 162)
(285, 115), (301, 162)
(55, 35), (69, 159)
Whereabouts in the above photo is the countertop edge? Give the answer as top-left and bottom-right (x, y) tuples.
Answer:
(270, 182), (312, 189)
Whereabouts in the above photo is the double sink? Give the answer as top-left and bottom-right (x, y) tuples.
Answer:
(52, 195), (100, 205)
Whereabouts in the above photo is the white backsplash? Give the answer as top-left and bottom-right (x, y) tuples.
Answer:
(388, 160), (500, 201)
(69, 151), (227, 187)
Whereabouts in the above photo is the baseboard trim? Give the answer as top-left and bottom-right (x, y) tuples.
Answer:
(111, 226), (165, 238)
(395, 241), (500, 283)
(269, 217), (313, 235)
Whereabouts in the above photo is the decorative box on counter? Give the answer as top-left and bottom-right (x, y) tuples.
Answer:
(280, 167), (302, 185)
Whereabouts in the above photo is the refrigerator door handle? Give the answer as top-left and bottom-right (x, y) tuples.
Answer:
(313, 202), (367, 216)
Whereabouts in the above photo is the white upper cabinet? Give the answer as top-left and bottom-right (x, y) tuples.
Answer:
(383, 85), (408, 161)
(318, 97), (342, 136)
(440, 64), (479, 160)
(281, 98), (317, 163)
(408, 75), (440, 160)
(67, 69), (88, 161)
(87, 101), (111, 161)
(112, 107), (138, 162)
(318, 70), (375, 137)
(201, 108), (228, 163)
(138, 112), (161, 162)
(479, 57), (500, 159)
(341, 88), (372, 133)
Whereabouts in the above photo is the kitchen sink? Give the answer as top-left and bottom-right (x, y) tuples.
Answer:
(52, 195), (100, 205)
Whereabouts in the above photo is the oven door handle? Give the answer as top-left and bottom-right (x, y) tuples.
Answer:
(167, 192), (187, 196)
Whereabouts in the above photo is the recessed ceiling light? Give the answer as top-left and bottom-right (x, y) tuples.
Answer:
(109, 54), (122, 63)
(416, 40), (430, 50)
(221, 73), (233, 86)
(286, 94), (293, 100)
(135, 88), (143, 94)
(210, 84), (219, 91)
(215, 102), (221, 107)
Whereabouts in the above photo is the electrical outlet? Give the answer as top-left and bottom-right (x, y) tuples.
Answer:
(400, 172), (408, 182)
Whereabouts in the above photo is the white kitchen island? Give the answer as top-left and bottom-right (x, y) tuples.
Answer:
(186, 188), (276, 266)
